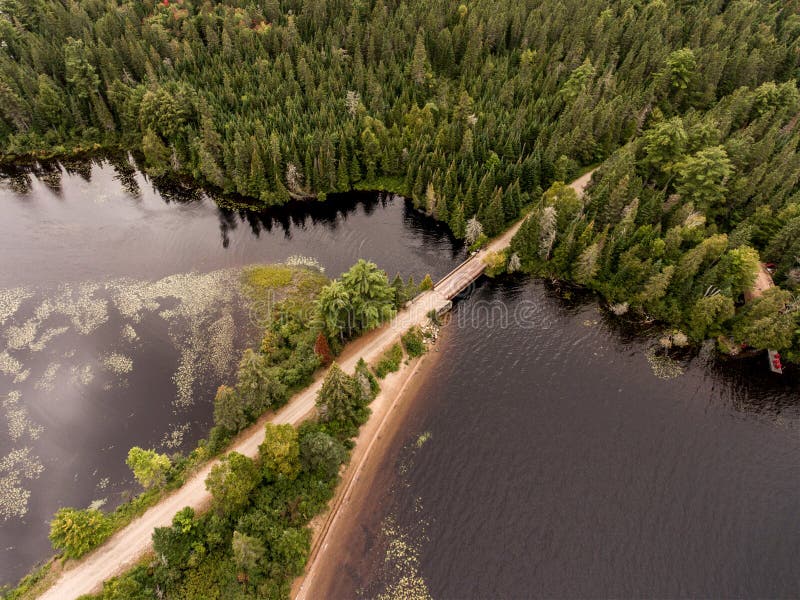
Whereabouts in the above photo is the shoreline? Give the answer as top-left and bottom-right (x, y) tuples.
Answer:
(293, 322), (449, 599)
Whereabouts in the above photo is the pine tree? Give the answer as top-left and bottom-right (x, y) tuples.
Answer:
(316, 363), (361, 425)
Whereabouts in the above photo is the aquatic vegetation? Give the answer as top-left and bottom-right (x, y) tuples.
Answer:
(286, 255), (325, 273)
(34, 362), (61, 392)
(0, 448), (44, 520)
(4, 391), (43, 442)
(121, 324), (138, 342)
(34, 283), (109, 335)
(101, 353), (133, 375)
(208, 315), (235, 380)
(414, 431), (432, 448)
(107, 282), (159, 322)
(242, 264), (294, 292)
(0, 287), (32, 327)
(12, 368), (30, 384)
(645, 347), (685, 380)
(4, 319), (38, 350)
(376, 517), (432, 600)
(108, 269), (242, 408)
(29, 326), (69, 352)
(172, 344), (198, 409)
(70, 364), (94, 386)
(161, 423), (190, 450)
(88, 498), (107, 511)
(0, 351), (22, 375)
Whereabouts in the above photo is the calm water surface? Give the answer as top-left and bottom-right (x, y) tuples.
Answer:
(0, 159), (463, 585)
(331, 279), (800, 598)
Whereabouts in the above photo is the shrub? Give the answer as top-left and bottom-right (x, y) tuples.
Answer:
(373, 343), (403, 378)
(401, 327), (426, 358)
(49, 508), (112, 559)
(482, 251), (507, 277)
(299, 427), (347, 480)
(468, 233), (488, 252)
(126, 447), (171, 490)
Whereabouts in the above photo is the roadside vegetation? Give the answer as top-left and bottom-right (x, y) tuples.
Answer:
(70, 295), (427, 598)
(1, 258), (429, 599)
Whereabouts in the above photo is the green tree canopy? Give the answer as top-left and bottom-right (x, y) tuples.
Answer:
(316, 260), (396, 340)
(49, 507), (112, 559)
(258, 423), (300, 481)
(205, 452), (261, 515)
(126, 447), (171, 489)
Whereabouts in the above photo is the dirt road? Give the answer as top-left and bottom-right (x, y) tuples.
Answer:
(38, 288), (451, 599)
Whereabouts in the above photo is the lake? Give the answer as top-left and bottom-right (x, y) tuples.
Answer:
(323, 278), (800, 598)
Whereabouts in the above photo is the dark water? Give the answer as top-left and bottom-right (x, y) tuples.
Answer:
(336, 278), (800, 598)
(0, 158), (463, 586)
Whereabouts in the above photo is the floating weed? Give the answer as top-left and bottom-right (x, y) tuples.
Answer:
(173, 339), (199, 409)
(377, 516), (432, 600)
(645, 347), (685, 379)
(208, 314), (235, 379)
(285, 255), (325, 273)
(34, 362), (61, 392)
(121, 324), (138, 342)
(0, 351), (22, 375)
(70, 363), (94, 386)
(414, 431), (432, 448)
(376, 575), (432, 600)
(0, 287), (32, 326)
(3, 392), (43, 442)
(12, 368), (30, 384)
(4, 390), (22, 404)
(5, 319), (38, 350)
(0, 447), (44, 520)
(34, 283), (109, 335)
(161, 422), (190, 450)
(28, 326), (69, 352)
(7, 407), (27, 440)
(97, 477), (110, 490)
(108, 269), (239, 323)
(107, 269), (241, 409)
(88, 498), (107, 511)
(101, 353), (133, 375)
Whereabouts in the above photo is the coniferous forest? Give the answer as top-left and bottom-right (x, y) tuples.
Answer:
(3, 0), (800, 355)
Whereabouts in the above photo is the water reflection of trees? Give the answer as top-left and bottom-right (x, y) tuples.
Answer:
(1, 155), (463, 260)
(477, 276), (800, 418)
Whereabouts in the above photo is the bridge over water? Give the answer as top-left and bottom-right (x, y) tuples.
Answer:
(432, 170), (594, 302)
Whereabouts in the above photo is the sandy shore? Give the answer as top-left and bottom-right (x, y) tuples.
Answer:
(293, 326), (447, 599)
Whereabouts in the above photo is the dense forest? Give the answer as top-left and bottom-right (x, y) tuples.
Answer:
(2, 0), (800, 355)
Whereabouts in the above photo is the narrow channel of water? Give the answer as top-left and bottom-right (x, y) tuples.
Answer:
(0, 158), (464, 586)
(328, 278), (800, 598)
